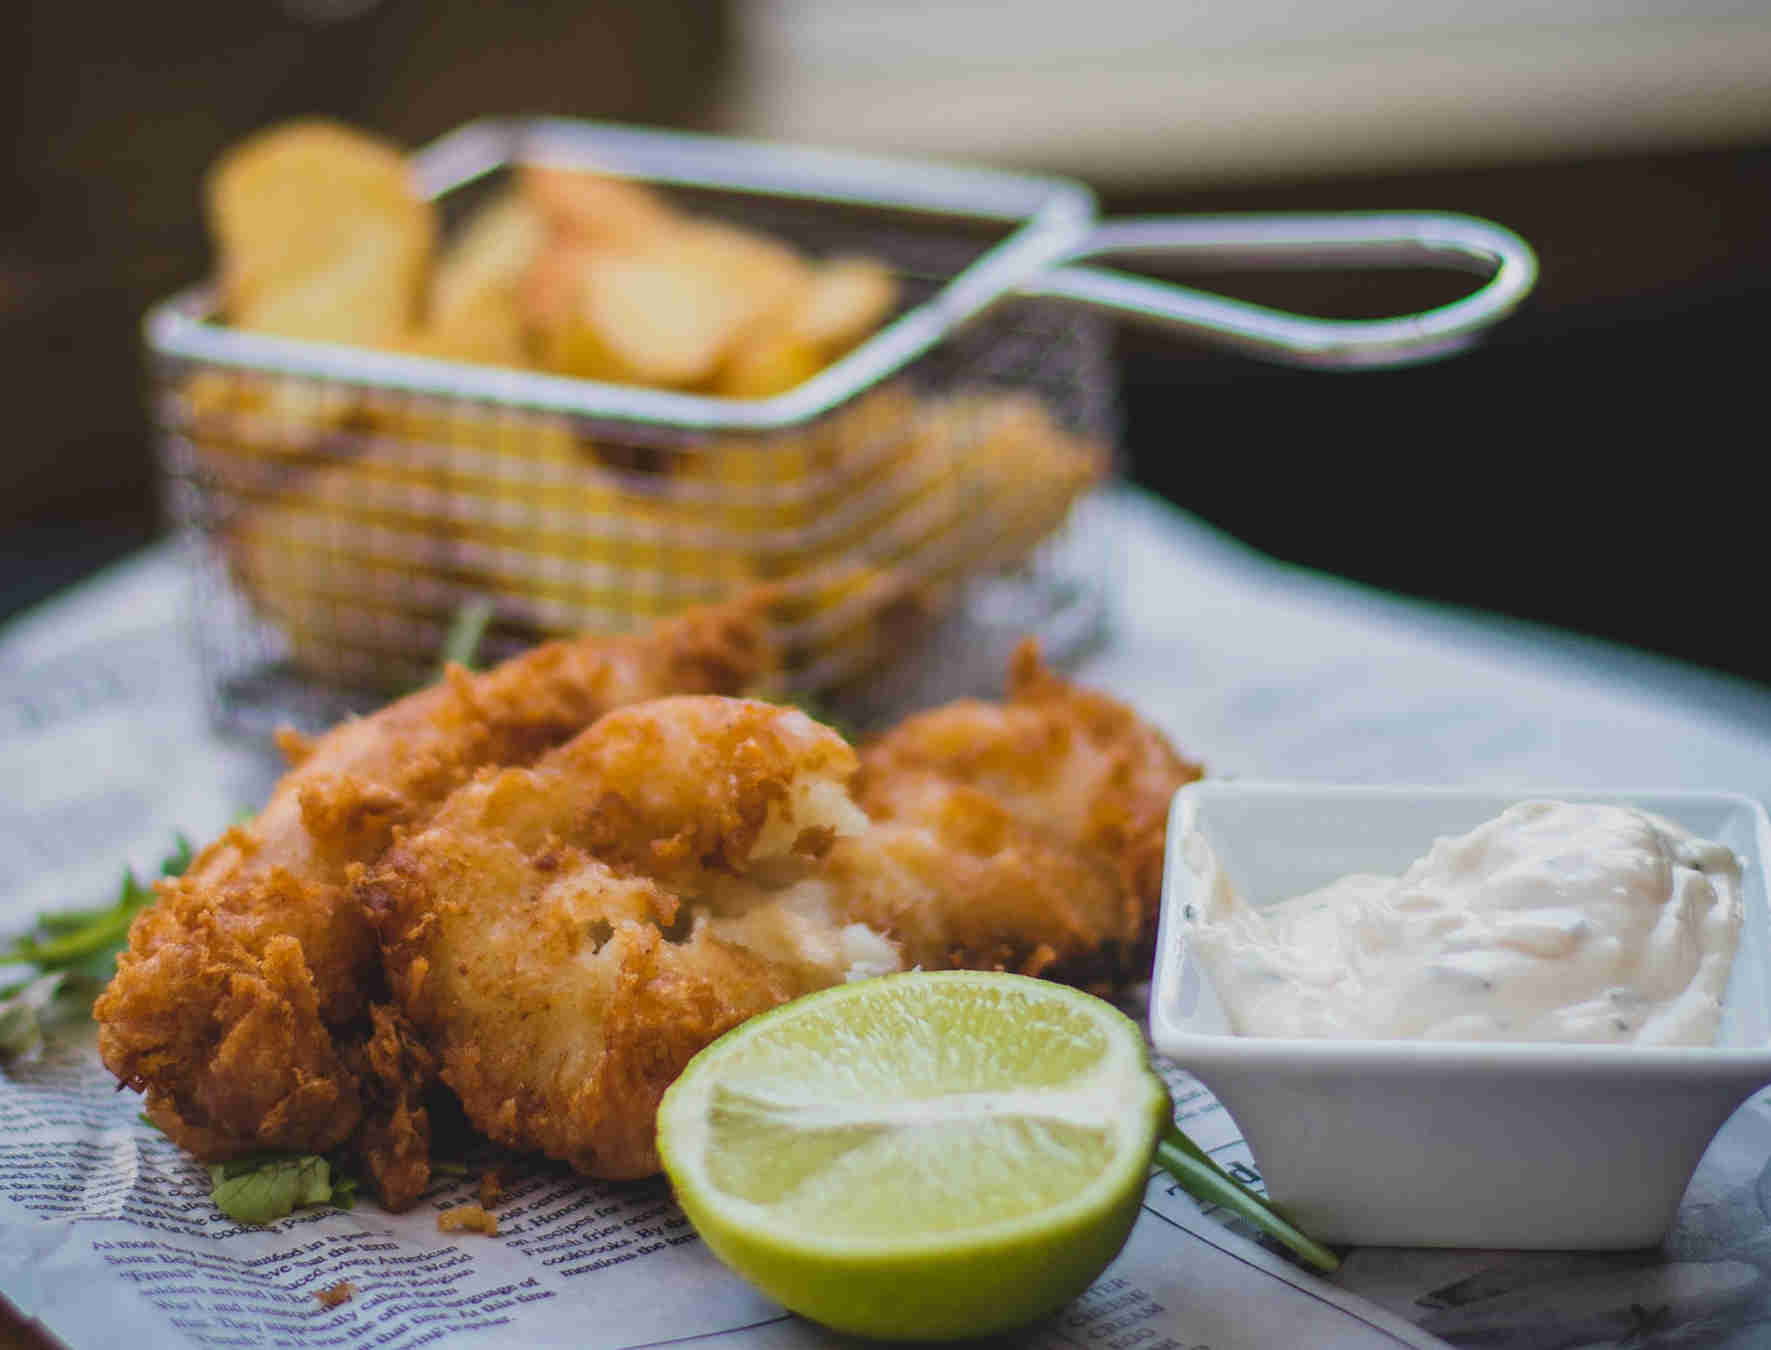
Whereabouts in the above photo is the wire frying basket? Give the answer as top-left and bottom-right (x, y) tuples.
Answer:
(145, 118), (1534, 732)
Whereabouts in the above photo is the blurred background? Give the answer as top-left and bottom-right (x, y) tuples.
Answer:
(5, 0), (1770, 682)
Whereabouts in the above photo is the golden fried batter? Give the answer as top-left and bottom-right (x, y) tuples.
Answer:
(437, 1205), (500, 1236)
(95, 601), (772, 1181)
(101, 607), (1195, 1211)
(364, 698), (877, 1186)
(360, 649), (1198, 1190)
(843, 639), (1200, 984)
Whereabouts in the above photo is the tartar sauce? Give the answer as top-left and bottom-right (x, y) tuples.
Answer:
(1188, 801), (1743, 1045)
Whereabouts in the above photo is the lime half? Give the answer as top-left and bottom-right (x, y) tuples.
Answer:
(656, 970), (1169, 1341)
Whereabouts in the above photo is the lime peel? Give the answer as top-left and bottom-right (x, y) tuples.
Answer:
(657, 971), (1168, 1341)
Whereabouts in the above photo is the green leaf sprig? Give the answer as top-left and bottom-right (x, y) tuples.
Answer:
(434, 596), (494, 679)
(4, 826), (368, 1226)
(208, 1154), (358, 1226)
(1155, 1123), (1341, 1274)
(139, 1089), (362, 1224)
(0, 834), (193, 1060)
(0, 973), (69, 1062)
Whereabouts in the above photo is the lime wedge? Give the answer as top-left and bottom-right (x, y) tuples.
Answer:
(656, 970), (1170, 1341)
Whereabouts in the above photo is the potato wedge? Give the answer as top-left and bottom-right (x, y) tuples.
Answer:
(791, 256), (899, 353)
(521, 163), (680, 250)
(534, 251), (758, 388)
(714, 325), (827, 399)
(666, 221), (812, 326)
(429, 194), (544, 333)
(397, 305), (529, 367)
(397, 192), (545, 365)
(206, 120), (434, 345)
(714, 254), (896, 397)
(231, 221), (428, 346)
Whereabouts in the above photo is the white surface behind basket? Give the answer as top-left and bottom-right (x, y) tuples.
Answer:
(729, 1), (1771, 182)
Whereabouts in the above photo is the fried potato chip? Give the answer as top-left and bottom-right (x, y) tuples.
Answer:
(714, 326), (826, 399)
(520, 243), (589, 336)
(517, 161), (820, 392)
(791, 256), (899, 353)
(206, 120), (435, 346)
(225, 443), (469, 687)
(710, 252), (893, 399)
(393, 310), (525, 367)
(394, 193), (545, 366)
(521, 163), (679, 250)
(913, 391), (1108, 569)
(429, 193), (543, 330)
(666, 221), (812, 324)
(232, 227), (429, 346)
(536, 251), (760, 388)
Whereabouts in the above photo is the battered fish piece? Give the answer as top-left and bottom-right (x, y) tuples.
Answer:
(361, 650), (1197, 1191)
(364, 698), (888, 1184)
(842, 640), (1199, 984)
(95, 601), (772, 1183)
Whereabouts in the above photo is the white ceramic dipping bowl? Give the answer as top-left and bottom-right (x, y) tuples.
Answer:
(1149, 782), (1771, 1250)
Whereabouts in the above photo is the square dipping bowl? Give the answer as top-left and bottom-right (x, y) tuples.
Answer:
(1149, 782), (1771, 1250)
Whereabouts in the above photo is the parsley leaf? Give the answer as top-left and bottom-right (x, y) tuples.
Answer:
(0, 973), (69, 1062)
(1, 833), (193, 1061)
(329, 1171), (360, 1211)
(1154, 1124), (1341, 1274)
(434, 596), (493, 679)
(209, 1155), (341, 1226)
(4, 834), (191, 974)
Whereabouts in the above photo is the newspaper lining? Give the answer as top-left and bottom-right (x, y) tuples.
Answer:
(7, 488), (1771, 1350)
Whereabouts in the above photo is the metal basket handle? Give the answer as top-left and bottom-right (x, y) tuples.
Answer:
(1019, 212), (1538, 370)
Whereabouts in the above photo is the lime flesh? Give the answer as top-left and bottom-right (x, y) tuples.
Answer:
(656, 970), (1169, 1341)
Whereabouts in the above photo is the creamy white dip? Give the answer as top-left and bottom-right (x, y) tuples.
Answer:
(1188, 801), (1744, 1045)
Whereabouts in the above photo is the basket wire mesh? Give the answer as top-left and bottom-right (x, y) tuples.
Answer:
(148, 122), (1117, 733)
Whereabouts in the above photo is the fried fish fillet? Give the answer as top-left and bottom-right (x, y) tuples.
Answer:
(364, 697), (883, 1185)
(360, 648), (1199, 1195)
(95, 601), (772, 1186)
(841, 639), (1196, 985)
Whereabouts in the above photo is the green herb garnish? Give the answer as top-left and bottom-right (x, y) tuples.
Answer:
(0, 834), (193, 1061)
(209, 1154), (349, 1225)
(1155, 1124), (1340, 1274)
(0, 973), (69, 1061)
(140, 1070), (358, 1223)
(3, 830), (364, 1225)
(435, 596), (494, 678)
(329, 1170), (360, 1210)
